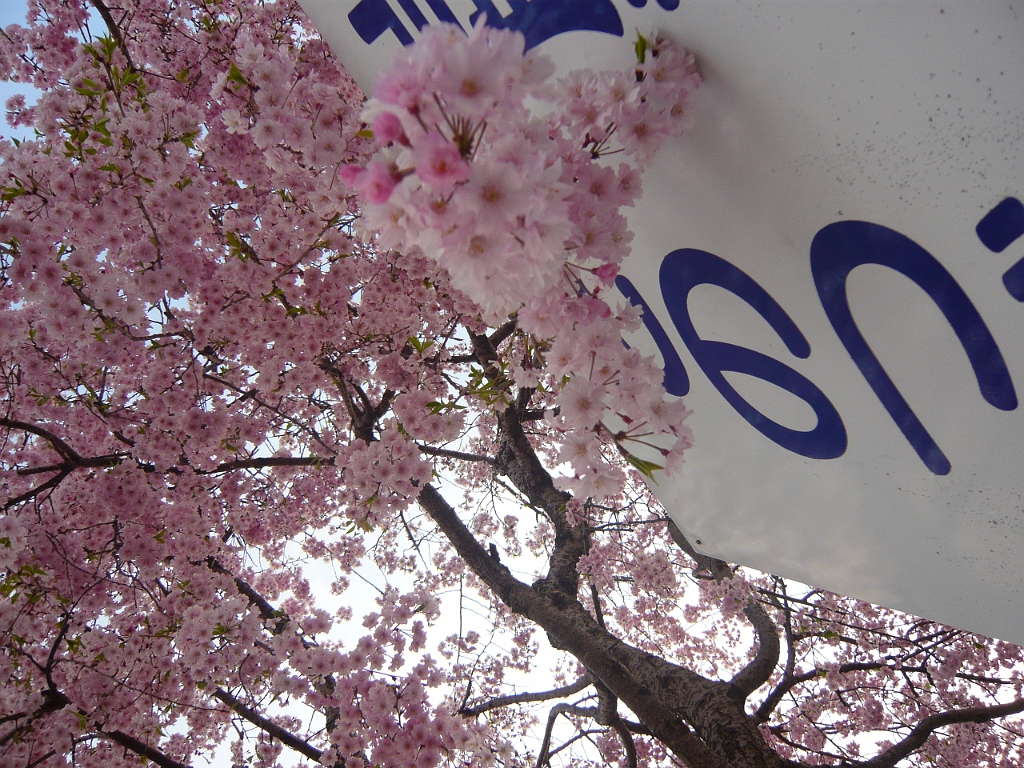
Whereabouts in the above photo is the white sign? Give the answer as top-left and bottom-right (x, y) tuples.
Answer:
(298, 0), (1024, 644)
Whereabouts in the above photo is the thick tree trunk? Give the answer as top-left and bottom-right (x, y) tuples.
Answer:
(418, 484), (787, 768)
(423, 336), (789, 766)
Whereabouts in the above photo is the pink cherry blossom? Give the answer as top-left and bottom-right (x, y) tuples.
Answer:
(411, 131), (470, 190)
(356, 160), (401, 203)
(372, 110), (409, 147)
(0, 7), (1020, 768)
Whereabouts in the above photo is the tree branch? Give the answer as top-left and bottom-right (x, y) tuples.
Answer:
(205, 557), (289, 633)
(88, 0), (136, 70)
(667, 521), (780, 702)
(593, 677), (639, 768)
(859, 697), (1024, 768)
(418, 483), (531, 609)
(756, 661), (887, 723)
(24, 750), (58, 768)
(754, 583), (798, 723)
(465, 334), (582, 606)
(535, 703), (600, 768)
(667, 520), (730, 581)
(460, 677), (592, 717)
(0, 687), (190, 768)
(212, 688), (325, 764)
(729, 599), (781, 701)
(1, 418), (81, 462)
(519, 407), (553, 422)
(4, 467), (71, 509)
(203, 455), (334, 475)
(417, 483), (731, 768)
(489, 319), (517, 349)
(101, 729), (191, 768)
(611, 714), (639, 768)
(417, 444), (496, 465)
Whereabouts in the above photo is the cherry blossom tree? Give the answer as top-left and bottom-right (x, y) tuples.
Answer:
(1, 2), (1023, 767)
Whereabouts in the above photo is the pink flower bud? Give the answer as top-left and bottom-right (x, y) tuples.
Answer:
(594, 263), (620, 285)
(412, 132), (470, 191)
(338, 164), (366, 187)
(357, 161), (400, 204)
(372, 111), (409, 147)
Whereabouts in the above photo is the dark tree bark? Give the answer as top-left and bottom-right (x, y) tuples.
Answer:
(414, 341), (795, 768)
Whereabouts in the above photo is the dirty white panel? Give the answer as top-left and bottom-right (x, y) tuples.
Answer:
(297, 0), (1024, 645)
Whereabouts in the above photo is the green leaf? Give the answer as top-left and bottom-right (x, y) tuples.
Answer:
(407, 335), (433, 354)
(263, 285), (287, 304)
(634, 31), (649, 65)
(100, 35), (118, 60)
(427, 400), (466, 415)
(226, 63), (249, 89)
(1, 185), (28, 202)
(225, 230), (250, 261)
(623, 452), (664, 480)
(73, 78), (103, 97)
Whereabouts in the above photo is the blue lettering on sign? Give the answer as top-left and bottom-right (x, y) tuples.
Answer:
(659, 249), (848, 460)
(469, 0), (624, 49)
(395, 0), (431, 31)
(349, 0), (415, 45)
(810, 221), (1017, 475)
(976, 197), (1024, 253)
(422, 0), (464, 26)
(626, 0), (680, 10)
(620, 202), (1022, 475)
(349, 0), (631, 50)
(341, 0), (1024, 476)
(975, 197), (1024, 301)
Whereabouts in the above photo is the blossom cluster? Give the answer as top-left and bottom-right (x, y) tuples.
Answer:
(350, 21), (700, 498)
(4, 4), (1015, 768)
(348, 21), (569, 321)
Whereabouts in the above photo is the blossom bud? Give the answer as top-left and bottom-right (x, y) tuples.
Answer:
(372, 111), (409, 147)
